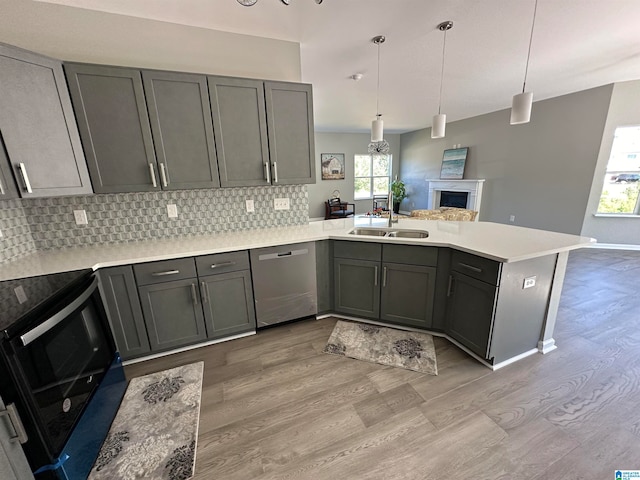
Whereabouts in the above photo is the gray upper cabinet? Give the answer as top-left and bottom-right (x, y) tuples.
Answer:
(264, 81), (315, 185)
(142, 70), (220, 190)
(208, 76), (270, 187)
(0, 44), (92, 198)
(0, 135), (19, 200)
(64, 63), (159, 193)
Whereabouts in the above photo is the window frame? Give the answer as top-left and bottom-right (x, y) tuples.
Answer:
(354, 154), (391, 200)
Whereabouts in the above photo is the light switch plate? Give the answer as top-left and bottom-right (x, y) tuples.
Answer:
(274, 198), (290, 210)
(167, 204), (178, 218)
(523, 276), (536, 289)
(73, 209), (88, 225)
(14, 285), (27, 304)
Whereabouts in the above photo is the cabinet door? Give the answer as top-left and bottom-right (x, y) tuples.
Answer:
(65, 63), (159, 193)
(380, 263), (436, 329)
(200, 270), (256, 340)
(333, 258), (380, 319)
(98, 266), (150, 360)
(142, 70), (220, 190)
(445, 271), (498, 358)
(0, 45), (91, 198)
(138, 278), (207, 352)
(208, 77), (270, 187)
(0, 397), (33, 480)
(264, 81), (315, 185)
(0, 134), (19, 200)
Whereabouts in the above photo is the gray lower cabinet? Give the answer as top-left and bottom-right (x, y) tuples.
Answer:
(65, 63), (159, 193)
(445, 271), (498, 358)
(0, 44), (91, 198)
(0, 396), (33, 480)
(138, 278), (208, 352)
(142, 70), (220, 190)
(264, 81), (315, 185)
(333, 258), (381, 319)
(97, 266), (151, 360)
(380, 263), (437, 329)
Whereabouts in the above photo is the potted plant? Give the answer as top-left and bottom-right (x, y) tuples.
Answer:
(390, 177), (407, 213)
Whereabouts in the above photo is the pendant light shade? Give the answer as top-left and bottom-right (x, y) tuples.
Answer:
(432, 21), (453, 140)
(510, 91), (533, 125)
(432, 113), (447, 139)
(368, 35), (389, 154)
(510, 0), (538, 125)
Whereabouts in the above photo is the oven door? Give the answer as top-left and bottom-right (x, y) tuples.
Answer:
(8, 276), (114, 459)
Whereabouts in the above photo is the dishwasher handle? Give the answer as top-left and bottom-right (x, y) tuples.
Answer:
(258, 248), (309, 261)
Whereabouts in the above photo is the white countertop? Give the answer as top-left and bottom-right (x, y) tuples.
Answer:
(0, 218), (595, 281)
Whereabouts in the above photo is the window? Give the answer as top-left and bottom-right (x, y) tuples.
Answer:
(598, 126), (640, 214)
(354, 154), (391, 199)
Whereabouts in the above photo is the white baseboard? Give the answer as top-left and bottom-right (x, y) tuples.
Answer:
(587, 243), (640, 251)
(538, 338), (557, 354)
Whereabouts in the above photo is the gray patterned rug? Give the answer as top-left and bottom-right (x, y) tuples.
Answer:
(324, 321), (438, 375)
(88, 362), (204, 480)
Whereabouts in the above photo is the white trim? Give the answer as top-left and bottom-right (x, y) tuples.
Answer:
(592, 213), (640, 218)
(587, 243), (640, 250)
(426, 179), (485, 216)
(492, 348), (539, 370)
(538, 338), (557, 354)
(122, 331), (256, 366)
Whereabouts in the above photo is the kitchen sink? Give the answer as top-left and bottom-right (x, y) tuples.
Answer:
(348, 228), (429, 239)
(386, 230), (429, 238)
(349, 228), (389, 237)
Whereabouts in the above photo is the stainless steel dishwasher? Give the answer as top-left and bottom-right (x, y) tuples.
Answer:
(250, 242), (317, 327)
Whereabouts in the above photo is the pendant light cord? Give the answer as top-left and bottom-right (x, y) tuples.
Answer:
(376, 41), (381, 116)
(437, 27), (448, 115)
(522, 0), (538, 93)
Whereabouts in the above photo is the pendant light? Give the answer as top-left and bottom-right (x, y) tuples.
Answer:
(368, 35), (390, 155)
(511, 0), (538, 125)
(432, 21), (453, 139)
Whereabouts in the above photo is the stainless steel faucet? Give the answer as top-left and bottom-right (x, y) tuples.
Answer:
(387, 189), (394, 227)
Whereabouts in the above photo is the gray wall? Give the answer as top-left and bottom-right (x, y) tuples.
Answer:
(307, 133), (401, 220)
(400, 85), (613, 235)
(581, 80), (640, 244)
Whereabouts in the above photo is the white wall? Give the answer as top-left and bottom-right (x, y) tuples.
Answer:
(399, 85), (613, 236)
(0, 0), (301, 81)
(581, 80), (640, 244)
(307, 133), (401, 220)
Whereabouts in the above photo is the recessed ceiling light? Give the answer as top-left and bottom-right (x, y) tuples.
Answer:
(237, 0), (258, 5)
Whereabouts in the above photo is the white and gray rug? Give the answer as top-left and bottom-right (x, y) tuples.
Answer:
(324, 320), (438, 375)
(88, 362), (204, 480)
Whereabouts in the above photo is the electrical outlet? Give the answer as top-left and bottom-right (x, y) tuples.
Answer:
(246, 199), (255, 213)
(509, 214), (516, 223)
(73, 209), (88, 225)
(274, 198), (290, 210)
(14, 285), (27, 304)
(523, 276), (537, 289)
(167, 204), (178, 218)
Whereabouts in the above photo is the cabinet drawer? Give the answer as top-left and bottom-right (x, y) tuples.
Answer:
(450, 250), (501, 286)
(134, 257), (197, 285)
(333, 240), (381, 261)
(383, 244), (438, 267)
(196, 251), (250, 277)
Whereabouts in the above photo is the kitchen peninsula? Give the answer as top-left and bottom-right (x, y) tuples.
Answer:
(0, 218), (594, 369)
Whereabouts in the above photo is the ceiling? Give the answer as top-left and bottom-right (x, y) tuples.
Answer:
(36, 0), (640, 135)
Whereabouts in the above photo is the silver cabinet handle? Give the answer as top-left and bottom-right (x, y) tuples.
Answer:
(264, 162), (271, 183)
(159, 162), (168, 187)
(0, 403), (29, 444)
(383, 266), (388, 288)
(0, 177), (5, 195)
(211, 261), (236, 269)
(447, 275), (454, 297)
(149, 163), (158, 188)
(191, 283), (198, 305)
(150, 270), (180, 277)
(17, 163), (32, 193)
(374, 266), (378, 286)
(200, 281), (208, 304)
(273, 162), (278, 183)
(458, 262), (482, 273)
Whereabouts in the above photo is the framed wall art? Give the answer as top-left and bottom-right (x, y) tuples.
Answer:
(321, 153), (345, 180)
(440, 147), (468, 179)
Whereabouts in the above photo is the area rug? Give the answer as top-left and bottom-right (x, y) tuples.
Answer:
(324, 320), (438, 375)
(88, 361), (204, 480)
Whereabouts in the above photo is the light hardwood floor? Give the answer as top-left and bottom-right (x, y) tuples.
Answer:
(125, 248), (640, 479)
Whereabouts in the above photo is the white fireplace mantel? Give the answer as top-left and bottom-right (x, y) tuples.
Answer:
(427, 179), (485, 215)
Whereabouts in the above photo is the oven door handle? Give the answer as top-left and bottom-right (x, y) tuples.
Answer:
(20, 276), (98, 347)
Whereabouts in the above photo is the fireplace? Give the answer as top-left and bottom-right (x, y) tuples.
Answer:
(427, 179), (485, 215)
